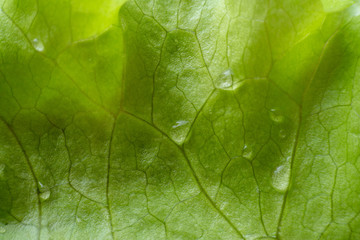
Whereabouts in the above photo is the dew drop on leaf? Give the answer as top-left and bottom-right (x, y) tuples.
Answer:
(76, 216), (82, 223)
(0, 164), (5, 179)
(38, 182), (50, 200)
(40, 190), (51, 201)
(215, 69), (233, 90)
(279, 129), (287, 139)
(32, 38), (44, 52)
(38, 182), (47, 191)
(269, 109), (284, 123)
(242, 145), (253, 160)
(170, 120), (189, 144)
(227, 46), (231, 57)
(272, 163), (290, 192)
(0, 226), (6, 233)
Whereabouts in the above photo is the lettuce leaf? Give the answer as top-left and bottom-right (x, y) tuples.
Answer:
(1, 0), (360, 239)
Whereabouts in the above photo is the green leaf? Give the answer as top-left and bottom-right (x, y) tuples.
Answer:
(1, 0), (360, 239)
(321, 0), (354, 13)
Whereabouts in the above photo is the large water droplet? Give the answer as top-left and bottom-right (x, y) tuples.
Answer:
(215, 69), (233, 90)
(242, 145), (253, 160)
(269, 109), (284, 123)
(40, 190), (51, 201)
(0, 226), (6, 233)
(170, 120), (190, 144)
(272, 163), (290, 192)
(32, 38), (44, 52)
(38, 182), (50, 200)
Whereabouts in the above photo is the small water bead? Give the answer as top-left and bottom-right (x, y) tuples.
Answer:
(38, 182), (51, 200)
(271, 163), (290, 192)
(0, 164), (5, 179)
(38, 182), (47, 191)
(0, 226), (6, 233)
(215, 69), (233, 90)
(76, 216), (82, 223)
(171, 133), (186, 145)
(242, 145), (253, 160)
(269, 109), (284, 123)
(220, 201), (229, 210)
(279, 129), (287, 139)
(171, 120), (190, 144)
(227, 46), (232, 58)
(32, 38), (44, 52)
(40, 190), (51, 201)
(121, 15), (128, 31)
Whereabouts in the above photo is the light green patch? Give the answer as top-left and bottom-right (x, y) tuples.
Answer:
(321, 0), (354, 13)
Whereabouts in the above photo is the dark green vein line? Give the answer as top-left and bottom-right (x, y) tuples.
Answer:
(1, 10), (115, 119)
(121, 110), (245, 239)
(62, 129), (106, 205)
(276, 28), (340, 239)
(183, 88), (216, 144)
(106, 119), (117, 240)
(0, 118), (42, 240)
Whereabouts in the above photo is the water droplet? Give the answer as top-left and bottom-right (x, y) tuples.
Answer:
(121, 16), (128, 31)
(38, 182), (47, 191)
(227, 46), (231, 57)
(76, 216), (82, 223)
(0, 164), (5, 179)
(242, 145), (253, 160)
(172, 120), (189, 129)
(38, 182), (50, 200)
(220, 201), (229, 210)
(32, 38), (44, 52)
(171, 134), (186, 145)
(40, 190), (51, 201)
(279, 129), (287, 139)
(0, 226), (6, 233)
(269, 109), (284, 123)
(215, 69), (233, 90)
(272, 163), (290, 192)
(171, 120), (190, 144)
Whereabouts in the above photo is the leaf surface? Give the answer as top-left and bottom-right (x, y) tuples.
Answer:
(1, 0), (360, 239)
